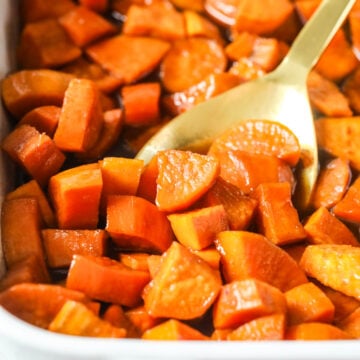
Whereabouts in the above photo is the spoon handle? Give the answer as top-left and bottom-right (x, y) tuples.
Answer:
(277, 0), (356, 76)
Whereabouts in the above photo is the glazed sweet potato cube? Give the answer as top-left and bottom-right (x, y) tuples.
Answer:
(59, 6), (117, 47)
(1, 69), (73, 119)
(143, 241), (222, 320)
(285, 282), (335, 325)
(17, 19), (81, 69)
(142, 319), (208, 340)
(253, 182), (307, 246)
(215, 230), (308, 291)
(48, 163), (103, 229)
(49, 300), (126, 338)
(125, 305), (162, 335)
(213, 278), (287, 329)
(1, 124), (66, 186)
(79, 0), (108, 13)
(168, 205), (229, 250)
(300, 244), (360, 300)
(337, 307), (360, 339)
(54, 78), (104, 152)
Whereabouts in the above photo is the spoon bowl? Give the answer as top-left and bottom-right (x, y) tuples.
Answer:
(136, 0), (356, 209)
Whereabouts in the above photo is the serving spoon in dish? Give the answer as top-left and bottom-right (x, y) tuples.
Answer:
(136, 0), (356, 209)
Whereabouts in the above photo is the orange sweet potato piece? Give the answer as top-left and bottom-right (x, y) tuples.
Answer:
(66, 255), (150, 307)
(59, 6), (116, 47)
(79, 0), (108, 13)
(307, 71), (353, 117)
(106, 195), (173, 253)
(343, 67), (360, 115)
(137, 154), (159, 203)
(19, 0), (76, 23)
(119, 253), (150, 272)
(204, 0), (239, 27)
(17, 19), (81, 69)
(294, 0), (320, 22)
(18, 105), (60, 137)
(1, 198), (48, 273)
(167, 205), (229, 250)
(42, 229), (107, 268)
(2, 124), (66, 186)
(190, 247), (221, 270)
(350, 11), (360, 58)
(76, 108), (123, 161)
(201, 177), (258, 230)
(143, 241), (222, 320)
(0, 283), (91, 328)
(208, 119), (301, 167)
(211, 150), (295, 195)
(285, 282), (335, 325)
(0, 255), (50, 291)
(48, 163), (103, 229)
(160, 38), (227, 92)
(310, 157), (351, 209)
(315, 117), (360, 171)
(233, 0), (294, 35)
(54, 78), (103, 152)
(1, 69), (73, 119)
(142, 319), (208, 340)
(5, 179), (56, 227)
(227, 313), (285, 341)
(253, 182), (307, 246)
(285, 322), (353, 340)
(333, 176), (360, 223)
(225, 32), (256, 60)
(171, 0), (204, 12)
(215, 230), (308, 291)
(156, 150), (220, 212)
(304, 207), (359, 246)
(300, 244), (360, 300)
(337, 307), (360, 339)
(213, 278), (287, 329)
(125, 305), (163, 335)
(49, 300), (126, 338)
(283, 242), (308, 263)
(315, 30), (358, 82)
(123, 2), (186, 40)
(121, 82), (161, 126)
(228, 58), (265, 82)
(86, 35), (170, 84)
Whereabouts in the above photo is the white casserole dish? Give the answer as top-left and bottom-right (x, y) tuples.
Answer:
(1, 1), (360, 359)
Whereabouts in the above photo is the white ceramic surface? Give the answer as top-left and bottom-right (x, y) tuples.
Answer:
(1, 1), (360, 359)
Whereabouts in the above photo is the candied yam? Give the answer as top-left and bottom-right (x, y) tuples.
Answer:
(123, 3), (186, 40)
(137, 153), (159, 203)
(1, 69), (73, 119)
(190, 247), (221, 270)
(204, 0), (239, 26)
(125, 305), (162, 335)
(0, 283), (91, 328)
(300, 245), (360, 300)
(121, 82), (161, 126)
(86, 35), (170, 84)
(216, 230), (308, 291)
(315, 117), (360, 171)
(234, 0), (294, 35)
(311, 157), (351, 209)
(1, 124), (65, 186)
(155, 150), (220, 212)
(285, 322), (353, 340)
(105, 195), (173, 253)
(42, 229), (108, 268)
(337, 307), (360, 339)
(228, 58), (265, 82)
(168, 205), (229, 250)
(333, 176), (360, 223)
(66, 255), (150, 307)
(170, 0), (204, 12)
(18, 105), (60, 137)
(304, 207), (359, 246)
(208, 119), (301, 167)
(142, 319), (208, 340)
(160, 38), (227, 92)
(227, 314), (285, 340)
(213, 278), (287, 329)
(119, 253), (150, 272)
(285, 282), (335, 325)
(143, 241), (222, 320)
(49, 300), (126, 338)
(201, 177), (258, 230)
(59, 6), (116, 47)
(48, 164), (103, 229)
(211, 150), (295, 194)
(79, 0), (108, 13)
(54, 78), (103, 152)
(343, 67), (360, 115)
(17, 19), (81, 69)
(307, 71), (353, 117)
(253, 182), (307, 246)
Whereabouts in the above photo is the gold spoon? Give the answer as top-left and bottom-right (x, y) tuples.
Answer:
(136, 0), (356, 209)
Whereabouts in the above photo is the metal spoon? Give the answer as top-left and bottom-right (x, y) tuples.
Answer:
(136, 0), (356, 209)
